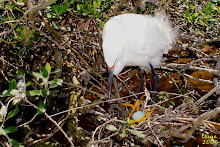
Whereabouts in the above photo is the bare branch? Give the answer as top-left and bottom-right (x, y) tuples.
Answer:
(183, 73), (213, 84)
(10, 0), (25, 6)
(0, 9), (32, 36)
(183, 107), (220, 142)
(194, 84), (220, 105)
(28, 0), (57, 19)
(213, 57), (220, 107)
(23, 99), (75, 147)
(162, 63), (220, 74)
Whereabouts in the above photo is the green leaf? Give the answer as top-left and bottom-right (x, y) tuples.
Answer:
(198, 9), (203, 15)
(185, 10), (190, 19)
(102, 5), (111, 13)
(118, 5), (126, 11)
(9, 89), (19, 96)
(8, 139), (20, 147)
(22, 26), (31, 43)
(6, 107), (19, 120)
(2, 90), (10, 97)
(77, 4), (81, 10)
(93, 1), (97, 7)
(52, 21), (59, 29)
(9, 79), (17, 90)
(205, 2), (212, 14)
(4, 126), (18, 133)
(29, 90), (41, 96)
(56, 79), (63, 85)
(40, 67), (48, 78)
(95, 12), (102, 18)
(16, 69), (24, 76)
(14, 7), (24, 13)
(45, 62), (51, 74)
(84, 1), (90, 14)
(118, 130), (126, 137)
(51, 69), (61, 74)
(199, 18), (204, 24)
(40, 89), (49, 97)
(146, 1), (153, 10)
(17, 48), (25, 55)
(51, 5), (59, 13)
(49, 81), (58, 88)
(106, 125), (118, 131)
(32, 72), (44, 79)
(170, 100), (175, 106)
(128, 129), (146, 139)
(47, 12), (56, 18)
(49, 79), (63, 88)
(99, 20), (104, 28)
(26, 81), (32, 87)
(0, 127), (7, 136)
(191, 13), (198, 21)
(37, 104), (46, 115)
(67, 0), (73, 3)
(59, 4), (69, 14)
(137, 7), (141, 14)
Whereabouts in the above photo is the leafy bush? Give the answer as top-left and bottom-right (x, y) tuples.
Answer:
(0, 63), (62, 146)
(185, 1), (220, 33)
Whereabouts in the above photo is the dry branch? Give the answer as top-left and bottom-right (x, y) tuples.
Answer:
(213, 57), (220, 107)
(23, 99), (75, 147)
(10, 0), (24, 6)
(162, 63), (220, 74)
(194, 84), (220, 106)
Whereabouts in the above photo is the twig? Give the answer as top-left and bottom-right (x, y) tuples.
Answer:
(183, 73), (213, 84)
(10, 0), (25, 6)
(194, 84), (220, 106)
(182, 107), (220, 142)
(18, 113), (38, 128)
(0, 70), (10, 83)
(49, 91), (186, 118)
(1, 97), (17, 128)
(91, 118), (125, 143)
(186, 58), (216, 67)
(0, 56), (17, 69)
(63, 82), (105, 98)
(147, 120), (163, 147)
(213, 57), (220, 107)
(0, 9), (32, 36)
(162, 63), (220, 74)
(172, 37), (220, 50)
(23, 99), (75, 147)
(49, 93), (140, 118)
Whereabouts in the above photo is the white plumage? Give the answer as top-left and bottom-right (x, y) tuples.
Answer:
(102, 13), (177, 100)
(102, 13), (176, 74)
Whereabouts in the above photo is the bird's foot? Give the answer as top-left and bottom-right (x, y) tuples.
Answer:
(121, 99), (154, 122)
(132, 107), (154, 123)
(121, 99), (142, 118)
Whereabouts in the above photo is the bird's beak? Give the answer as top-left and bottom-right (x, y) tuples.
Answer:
(108, 68), (114, 99)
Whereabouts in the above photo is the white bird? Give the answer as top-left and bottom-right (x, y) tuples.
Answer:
(102, 13), (176, 104)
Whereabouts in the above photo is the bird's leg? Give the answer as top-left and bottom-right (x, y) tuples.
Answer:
(137, 68), (145, 99)
(121, 68), (145, 118)
(121, 66), (157, 122)
(108, 69), (114, 99)
(149, 63), (159, 105)
(130, 64), (158, 122)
